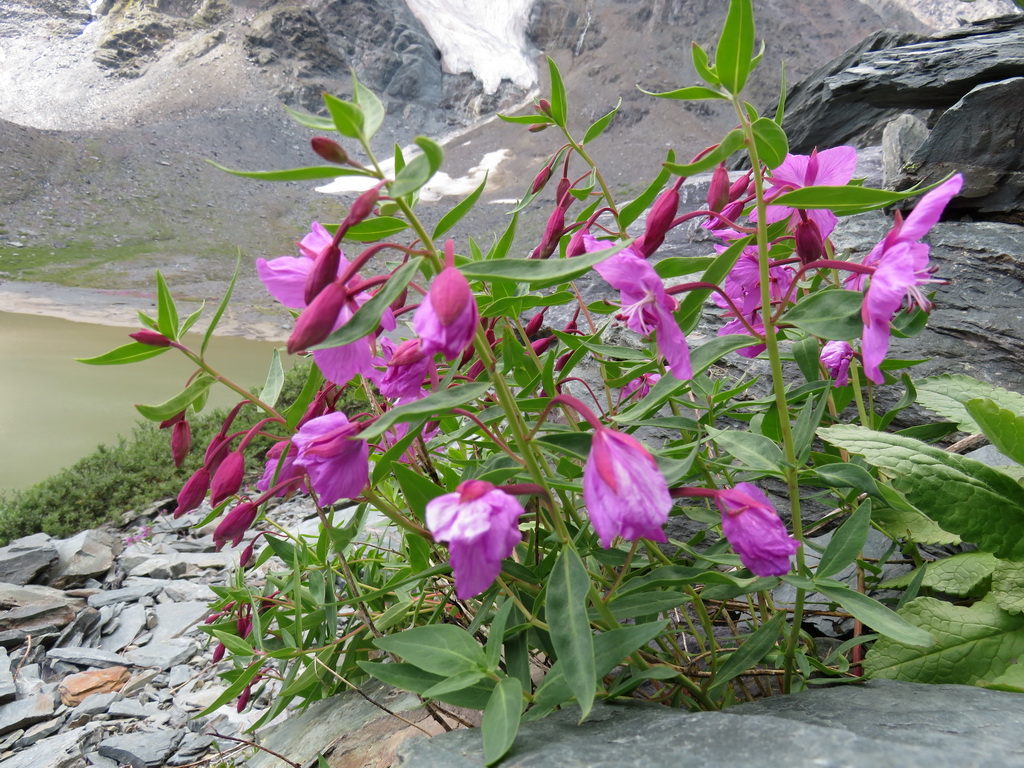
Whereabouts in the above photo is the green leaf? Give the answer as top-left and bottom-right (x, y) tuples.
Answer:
(914, 373), (1024, 432)
(813, 580), (933, 646)
(547, 57), (568, 128)
(772, 177), (956, 215)
(819, 426), (1024, 560)
(155, 271), (179, 340)
(751, 117), (788, 169)
(813, 463), (880, 496)
(202, 255), (239, 357)
(212, 629), (255, 658)
(816, 501), (872, 578)
(965, 398), (1024, 465)
(389, 137), (444, 199)
(260, 349), (285, 409)
(460, 239), (631, 288)
(76, 342), (169, 366)
(664, 129), (745, 176)
(707, 613), (786, 697)
(691, 42), (720, 87)
(714, 0), (756, 93)
(486, 601), (516, 671)
(374, 625), (488, 677)
(433, 175), (488, 239)
(880, 551), (1000, 596)
(135, 374), (216, 422)
(654, 256), (717, 278)
(360, 381), (492, 440)
(315, 257), (423, 350)
(992, 559), (1024, 614)
(547, 547), (596, 720)
(281, 103), (336, 132)
(482, 677), (523, 766)
(707, 426), (784, 473)
(582, 98), (621, 144)
(873, 503), (962, 546)
(206, 160), (371, 182)
(638, 85), (726, 101)
(390, 464), (444, 521)
(782, 289), (863, 340)
(341, 217), (409, 243)
(197, 662), (263, 717)
(601, 591), (691, 620)
(324, 92), (364, 139)
(864, 596), (1024, 683)
(421, 670), (487, 698)
(353, 77), (385, 140)
(620, 151), (674, 228)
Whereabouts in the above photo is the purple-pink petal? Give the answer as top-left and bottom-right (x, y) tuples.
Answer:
(292, 412), (369, 505)
(716, 483), (798, 577)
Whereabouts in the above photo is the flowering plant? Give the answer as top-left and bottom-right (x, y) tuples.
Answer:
(83, 0), (1022, 763)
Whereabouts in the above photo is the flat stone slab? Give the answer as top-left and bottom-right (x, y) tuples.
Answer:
(398, 681), (1024, 768)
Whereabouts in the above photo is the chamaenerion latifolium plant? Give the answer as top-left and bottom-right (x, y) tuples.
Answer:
(82, 0), (1024, 763)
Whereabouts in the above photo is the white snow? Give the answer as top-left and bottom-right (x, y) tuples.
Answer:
(404, 0), (538, 94)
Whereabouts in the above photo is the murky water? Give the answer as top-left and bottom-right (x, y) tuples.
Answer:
(1, 311), (286, 492)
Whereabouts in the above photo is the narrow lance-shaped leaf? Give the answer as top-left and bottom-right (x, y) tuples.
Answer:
(324, 92), (364, 139)
(373, 625), (488, 677)
(136, 374), (216, 422)
(77, 342), (169, 366)
(155, 271), (179, 340)
(202, 255), (240, 357)
(482, 677), (524, 766)
(714, 0), (756, 93)
(707, 613), (786, 697)
(547, 547), (596, 720)
(547, 57), (568, 128)
(360, 382), (492, 440)
(816, 500), (872, 579)
(206, 160), (372, 182)
(389, 137), (444, 199)
(664, 129), (745, 176)
(582, 98), (622, 144)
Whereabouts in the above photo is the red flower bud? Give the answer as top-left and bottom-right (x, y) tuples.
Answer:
(159, 411), (185, 429)
(566, 227), (588, 258)
(555, 178), (571, 208)
(130, 329), (172, 347)
(210, 450), (245, 507)
(528, 123), (549, 133)
(429, 266), (473, 327)
(536, 99), (552, 116)
(239, 541), (255, 569)
(636, 186), (680, 258)
(310, 137), (349, 165)
(204, 433), (230, 474)
(524, 308), (547, 338)
(171, 419), (191, 468)
(236, 683), (251, 712)
(554, 350), (573, 371)
(531, 165), (553, 194)
(303, 243), (342, 305)
(794, 217), (824, 265)
(213, 500), (258, 550)
(287, 280), (347, 354)
(729, 173), (751, 202)
(531, 336), (557, 355)
(211, 642), (226, 664)
(707, 163), (731, 213)
(530, 206), (565, 260)
(340, 181), (386, 234)
(174, 468), (210, 518)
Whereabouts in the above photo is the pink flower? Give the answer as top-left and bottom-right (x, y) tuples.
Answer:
(379, 338), (430, 399)
(587, 234), (692, 379)
(256, 441), (308, 497)
(583, 427), (672, 548)
(213, 501), (258, 551)
(820, 340), (854, 387)
(291, 412), (369, 505)
(712, 245), (793, 357)
(426, 480), (525, 599)
(762, 146), (858, 238)
(856, 174), (963, 384)
(413, 265), (479, 361)
(622, 372), (661, 402)
(715, 483), (799, 577)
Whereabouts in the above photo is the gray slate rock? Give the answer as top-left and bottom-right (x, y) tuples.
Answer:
(124, 638), (198, 670)
(46, 646), (127, 669)
(0, 533), (58, 586)
(882, 113), (929, 188)
(0, 647), (16, 704)
(87, 582), (165, 608)
(47, 530), (119, 589)
(1, 722), (102, 768)
(0, 692), (55, 737)
(98, 728), (183, 768)
(99, 603), (147, 653)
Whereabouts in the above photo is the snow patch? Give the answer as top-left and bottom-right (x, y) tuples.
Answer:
(404, 0), (538, 94)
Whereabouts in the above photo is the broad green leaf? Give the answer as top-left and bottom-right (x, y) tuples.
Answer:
(547, 547), (595, 719)
(992, 559), (1024, 614)
(872, 504), (962, 546)
(582, 98), (621, 144)
(155, 271), (179, 340)
(389, 137), (444, 199)
(691, 42), (720, 87)
(482, 677), (523, 766)
(714, 0), (756, 93)
(433, 175), (488, 239)
(965, 398), (1024, 466)
(341, 217), (409, 243)
(601, 591), (691, 620)
(620, 151), (675, 228)
(983, 663), (1024, 693)
(421, 670), (486, 698)
(751, 117), (788, 169)
(772, 176), (956, 214)
(353, 77), (385, 141)
(813, 463), (880, 496)
(664, 129), (745, 176)
(782, 289), (863, 340)
(485, 601), (516, 670)
(202, 255), (239, 357)
(638, 85), (726, 101)
(76, 342), (168, 366)
(261, 349), (285, 409)
(212, 630), (255, 658)
(357, 661), (495, 709)
(135, 374), (215, 422)
(360, 381), (492, 440)
(706, 426), (784, 473)
(707, 613), (786, 697)
(819, 426), (1024, 560)
(654, 256), (716, 278)
(374, 625), (487, 677)
(880, 551), (999, 596)
(206, 160), (371, 182)
(813, 580), (933, 646)
(315, 257), (423, 350)
(816, 500), (872, 579)
(324, 92), (364, 138)
(547, 57), (568, 127)
(864, 596), (1024, 684)
(282, 103), (336, 131)
(460, 239), (631, 288)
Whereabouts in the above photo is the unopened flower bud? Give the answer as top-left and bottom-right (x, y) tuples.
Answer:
(729, 173), (750, 202)
(211, 642), (226, 664)
(236, 684), (252, 713)
(287, 280), (347, 355)
(303, 243), (342, 305)
(210, 450), (245, 507)
(213, 500), (258, 551)
(160, 411), (185, 429)
(707, 163), (730, 213)
(528, 123), (549, 133)
(554, 350), (573, 371)
(130, 329), (172, 347)
(340, 181), (386, 234)
(555, 177), (571, 208)
(311, 136), (349, 165)
(794, 217), (824, 265)
(532, 164), (553, 194)
(636, 185), (680, 258)
(531, 336), (557, 355)
(536, 99), (552, 116)
(174, 468), (210, 518)
(566, 227), (588, 258)
(204, 433), (230, 474)
(524, 308), (547, 339)
(531, 206), (566, 260)
(239, 541), (255, 568)
(171, 419), (191, 468)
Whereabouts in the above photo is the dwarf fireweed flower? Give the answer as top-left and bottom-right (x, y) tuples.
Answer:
(714, 483), (799, 577)
(291, 412), (369, 506)
(820, 340), (854, 387)
(586, 234), (692, 379)
(855, 174), (963, 384)
(762, 146), (858, 238)
(413, 250), (479, 361)
(379, 338), (430, 399)
(584, 427), (672, 548)
(256, 440), (307, 497)
(426, 480), (525, 599)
